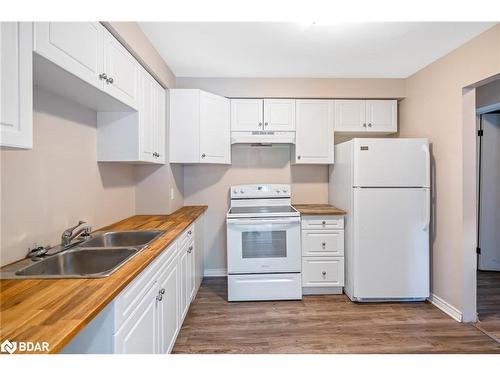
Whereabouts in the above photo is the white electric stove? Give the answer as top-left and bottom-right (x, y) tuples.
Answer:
(226, 184), (302, 301)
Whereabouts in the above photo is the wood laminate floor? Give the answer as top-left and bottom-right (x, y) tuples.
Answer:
(476, 271), (500, 342)
(172, 277), (500, 354)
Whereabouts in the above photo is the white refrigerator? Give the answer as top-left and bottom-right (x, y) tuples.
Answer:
(329, 138), (430, 301)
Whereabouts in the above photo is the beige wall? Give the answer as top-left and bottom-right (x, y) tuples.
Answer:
(177, 77), (406, 273)
(176, 77), (405, 98)
(103, 22), (176, 89)
(0, 89), (136, 266)
(183, 145), (328, 272)
(399, 24), (500, 315)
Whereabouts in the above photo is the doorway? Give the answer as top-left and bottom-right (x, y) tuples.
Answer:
(476, 109), (500, 341)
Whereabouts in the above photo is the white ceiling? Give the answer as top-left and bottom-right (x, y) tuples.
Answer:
(139, 22), (496, 78)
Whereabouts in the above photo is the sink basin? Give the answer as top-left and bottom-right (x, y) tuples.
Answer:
(15, 247), (138, 278)
(79, 230), (164, 249)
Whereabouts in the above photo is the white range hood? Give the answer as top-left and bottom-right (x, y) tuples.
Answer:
(231, 131), (295, 144)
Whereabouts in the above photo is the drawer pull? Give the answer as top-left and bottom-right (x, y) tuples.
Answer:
(188, 230), (192, 236)
(322, 242), (326, 247)
(322, 271), (327, 276)
(322, 221), (326, 225)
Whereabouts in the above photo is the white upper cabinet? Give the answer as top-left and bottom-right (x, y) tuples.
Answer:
(293, 100), (334, 164)
(365, 100), (398, 132)
(334, 99), (397, 133)
(263, 99), (295, 131)
(170, 89), (230, 164)
(230, 99), (263, 131)
(34, 22), (103, 90)
(0, 22), (33, 149)
(230, 99), (295, 132)
(102, 31), (138, 109)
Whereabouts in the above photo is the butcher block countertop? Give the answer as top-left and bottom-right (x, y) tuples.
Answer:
(0, 206), (207, 354)
(293, 204), (346, 216)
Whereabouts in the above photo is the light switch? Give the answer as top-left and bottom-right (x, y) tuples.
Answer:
(170, 188), (175, 200)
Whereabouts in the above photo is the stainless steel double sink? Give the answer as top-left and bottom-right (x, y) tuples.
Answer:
(2, 230), (165, 279)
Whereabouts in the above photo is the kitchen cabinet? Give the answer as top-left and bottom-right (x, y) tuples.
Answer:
(0, 22), (33, 149)
(114, 282), (159, 354)
(34, 22), (104, 90)
(169, 89), (230, 164)
(230, 99), (295, 131)
(62, 214), (206, 354)
(102, 30), (138, 109)
(334, 99), (397, 133)
(301, 215), (345, 295)
(97, 66), (165, 164)
(292, 100), (334, 164)
(156, 254), (179, 354)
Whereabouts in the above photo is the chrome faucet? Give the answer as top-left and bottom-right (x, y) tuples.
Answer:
(61, 220), (91, 247)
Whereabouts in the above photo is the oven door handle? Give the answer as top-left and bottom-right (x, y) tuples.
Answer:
(227, 217), (300, 225)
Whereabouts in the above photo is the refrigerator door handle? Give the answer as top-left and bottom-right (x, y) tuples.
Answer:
(422, 143), (431, 187)
(423, 188), (431, 231)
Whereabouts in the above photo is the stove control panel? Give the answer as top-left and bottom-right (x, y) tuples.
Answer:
(230, 184), (291, 199)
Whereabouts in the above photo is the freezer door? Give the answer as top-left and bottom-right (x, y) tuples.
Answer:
(353, 138), (430, 187)
(353, 187), (430, 299)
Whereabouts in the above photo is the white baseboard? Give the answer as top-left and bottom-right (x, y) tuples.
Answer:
(204, 268), (227, 277)
(428, 293), (463, 322)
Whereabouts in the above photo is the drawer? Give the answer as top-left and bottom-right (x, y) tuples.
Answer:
(301, 216), (344, 230)
(302, 257), (345, 287)
(114, 242), (177, 330)
(178, 225), (194, 248)
(302, 230), (344, 256)
(228, 273), (302, 301)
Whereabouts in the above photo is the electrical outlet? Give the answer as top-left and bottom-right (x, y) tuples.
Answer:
(170, 187), (175, 200)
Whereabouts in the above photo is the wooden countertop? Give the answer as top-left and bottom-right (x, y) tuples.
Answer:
(0, 206), (207, 354)
(294, 204), (346, 216)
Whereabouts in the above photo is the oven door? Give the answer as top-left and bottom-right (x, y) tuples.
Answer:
(227, 216), (301, 274)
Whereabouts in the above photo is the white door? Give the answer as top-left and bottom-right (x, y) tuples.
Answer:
(365, 100), (397, 132)
(102, 31), (138, 109)
(114, 282), (158, 354)
(34, 22), (103, 89)
(479, 114), (500, 271)
(178, 242), (190, 320)
(353, 188), (430, 299)
(230, 99), (263, 131)
(200, 91), (231, 163)
(263, 99), (295, 131)
(157, 260), (179, 354)
(294, 100), (334, 164)
(140, 72), (154, 162)
(334, 100), (366, 132)
(353, 138), (430, 187)
(0, 22), (32, 149)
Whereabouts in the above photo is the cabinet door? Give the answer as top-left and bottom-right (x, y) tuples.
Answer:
(302, 257), (345, 287)
(263, 99), (295, 131)
(155, 83), (166, 163)
(102, 31), (138, 109)
(188, 242), (196, 301)
(230, 99), (263, 131)
(114, 282), (158, 354)
(1, 22), (32, 149)
(334, 100), (366, 132)
(294, 100), (334, 164)
(178, 243), (190, 320)
(157, 260), (179, 354)
(169, 89), (200, 163)
(34, 22), (103, 89)
(200, 91), (230, 164)
(365, 100), (397, 133)
(139, 72), (155, 162)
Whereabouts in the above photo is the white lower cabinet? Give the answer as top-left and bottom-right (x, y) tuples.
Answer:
(301, 215), (345, 295)
(62, 215), (205, 354)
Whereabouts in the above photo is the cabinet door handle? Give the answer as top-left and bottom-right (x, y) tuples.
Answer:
(297, 155), (301, 160)
(322, 221), (326, 225)
(188, 230), (192, 235)
(156, 294), (163, 301)
(160, 288), (165, 295)
(363, 123), (367, 128)
(188, 246), (193, 253)
(106, 77), (114, 84)
(99, 73), (108, 80)
(322, 271), (327, 276)
(258, 122), (263, 127)
(201, 153), (206, 158)
(322, 242), (326, 247)
(368, 123), (372, 127)
(264, 122), (268, 126)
